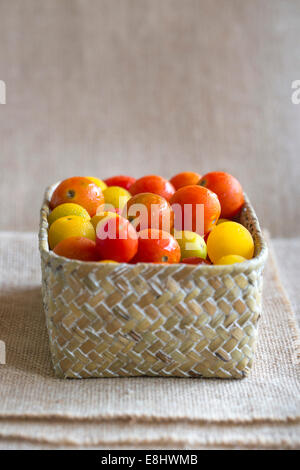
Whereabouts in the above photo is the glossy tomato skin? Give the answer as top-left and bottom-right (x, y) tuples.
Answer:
(181, 257), (212, 265)
(170, 185), (221, 236)
(170, 172), (201, 191)
(122, 193), (174, 232)
(96, 215), (138, 263)
(206, 221), (254, 264)
(130, 175), (175, 201)
(132, 229), (181, 263)
(198, 172), (244, 219)
(50, 177), (104, 217)
(104, 175), (136, 191)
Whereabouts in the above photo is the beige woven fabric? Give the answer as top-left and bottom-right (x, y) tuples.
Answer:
(0, 0), (300, 237)
(0, 420), (300, 449)
(0, 231), (299, 448)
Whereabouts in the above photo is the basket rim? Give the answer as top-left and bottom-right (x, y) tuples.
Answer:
(39, 182), (268, 275)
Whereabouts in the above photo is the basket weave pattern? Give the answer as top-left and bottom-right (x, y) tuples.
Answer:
(39, 184), (268, 379)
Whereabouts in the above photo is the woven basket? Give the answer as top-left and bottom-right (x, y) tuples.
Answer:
(39, 183), (268, 379)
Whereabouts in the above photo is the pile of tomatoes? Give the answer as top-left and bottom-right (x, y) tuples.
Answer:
(47, 172), (254, 265)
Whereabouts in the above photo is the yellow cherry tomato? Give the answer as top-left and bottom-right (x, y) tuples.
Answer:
(48, 216), (95, 249)
(48, 203), (90, 226)
(207, 221), (254, 264)
(174, 230), (207, 260)
(91, 211), (119, 231)
(215, 254), (247, 265)
(87, 177), (107, 192)
(103, 186), (131, 210)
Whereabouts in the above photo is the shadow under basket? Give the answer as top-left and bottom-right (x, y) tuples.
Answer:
(39, 184), (268, 379)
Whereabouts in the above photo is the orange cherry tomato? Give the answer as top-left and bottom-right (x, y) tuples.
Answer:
(53, 237), (99, 261)
(170, 185), (221, 236)
(170, 171), (201, 190)
(50, 177), (104, 217)
(130, 175), (175, 201)
(122, 193), (174, 232)
(198, 172), (244, 219)
(132, 229), (181, 263)
(104, 175), (136, 191)
(181, 257), (212, 265)
(95, 215), (138, 263)
(204, 230), (212, 244)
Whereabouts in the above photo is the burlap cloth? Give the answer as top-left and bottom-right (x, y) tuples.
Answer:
(1, 0), (300, 239)
(0, 232), (299, 449)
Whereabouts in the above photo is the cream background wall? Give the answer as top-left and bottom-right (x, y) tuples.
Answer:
(0, 0), (299, 236)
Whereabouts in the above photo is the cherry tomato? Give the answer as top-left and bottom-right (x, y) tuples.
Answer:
(170, 185), (221, 236)
(198, 172), (244, 219)
(132, 229), (181, 263)
(122, 193), (174, 232)
(53, 236), (99, 261)
(130, 175), (175, 201)
(86, 177), (107, 191)
(91, 211), (119, 231)
(181, 257), (212, 265)
(174, 230), (207, 260)
(170, 172), (201, 190)
(207, 221), (254, 263)
(48, 216), (95, 249)
(103, 186), (131, 210)
(215, 255), (247, 265)
(104, 175), (136, 191)
(96, 215), (138, 263)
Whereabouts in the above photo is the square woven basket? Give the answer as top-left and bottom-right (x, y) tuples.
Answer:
(39, 183), (268, 379)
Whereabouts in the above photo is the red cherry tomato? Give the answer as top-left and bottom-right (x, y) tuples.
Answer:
(170, 172), (201, 190)
(198, 172), (244, 219)
(132, 229), (181, 263)
(130, 175), (175, 201)
(170, 185), (221, 236)
(181, 257), (211, 265)
(96, 215), (138, 263)
(122, 193), (174, 232)
(104, 175), (136, 191)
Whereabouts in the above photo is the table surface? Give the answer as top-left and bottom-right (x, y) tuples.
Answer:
(0, 232), (299, 450)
